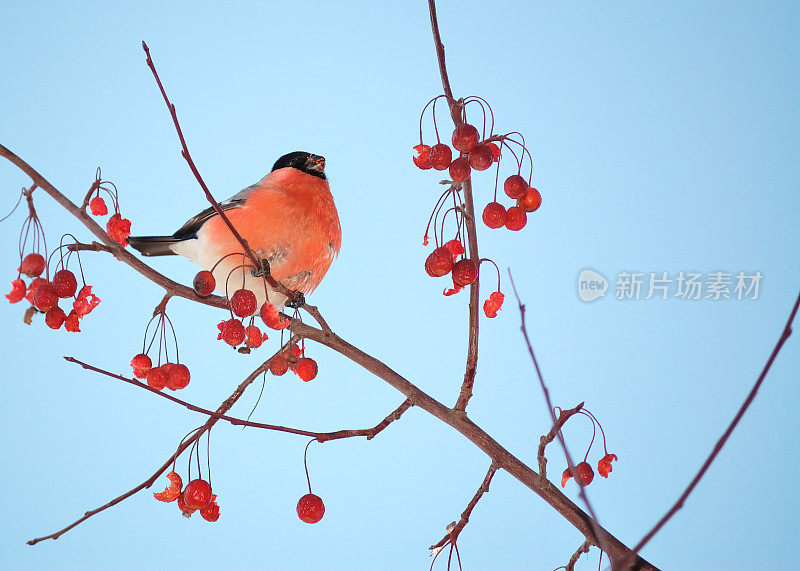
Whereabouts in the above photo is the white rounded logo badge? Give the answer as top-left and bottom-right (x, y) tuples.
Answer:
(577, 268), (608, 302)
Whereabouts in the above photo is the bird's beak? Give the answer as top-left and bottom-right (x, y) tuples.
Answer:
(307, 154), (326, 174)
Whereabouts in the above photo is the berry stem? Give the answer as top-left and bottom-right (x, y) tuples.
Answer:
(303, 438), (316, 495)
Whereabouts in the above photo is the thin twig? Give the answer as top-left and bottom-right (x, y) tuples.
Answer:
(539, 403), (584, 480)
(630, 289), (800, 560)
(427, 0), (480, 413)
(564, 539), (592, 571)
(430, 462), (498, 551)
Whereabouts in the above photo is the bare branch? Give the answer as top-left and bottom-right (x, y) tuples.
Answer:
(538, 403), (584, 480)
(430, 462), (498, 551)
(630, 289), (800, 557)
(316, 398), (413, 442)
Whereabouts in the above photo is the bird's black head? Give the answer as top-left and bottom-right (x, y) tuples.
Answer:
(272, 151), (326, 180)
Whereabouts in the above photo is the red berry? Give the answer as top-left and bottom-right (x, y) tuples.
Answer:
(131, 353), (152, 379)
(260, 302), (290, 330)
(575, 462), (595, 486)
(106, 213), (131, 247)
(45, 306), (67, 329)
(468, 144), (494, 171)
(429, 143), (452, 170)
(487, 141), (501, 162)
(25, 277), (46, 304)
(230, 288), (257, 317)
(483, 292), (505, 318)
(452, 259), (479, 287)
(269, 355), (290, 376)
(64, 310), (81, 333)
(448, 156), (471, 182)
(504, 175), (528, 199)
(424, 247), (454, 277)
(19, 253), (46, 278)
(183, 479), (213, 510)
(33, 282), (58, 312)
(561, 468), (573, 487)
(193, 270), (216, 297)
(6, 279), (26, 304)
(177, 493), (196, 517)
(412, 144), (432, 170)
(598, 453), (618, 478)
(296, 493), (325, 524)
(217, 318), (246, 346)
(89, 196), (108, 216)
(505, 206), (527, 231)
(52, 270), (78, 298)
(295, 358), (318, 382)
(200, 496), (220, 522)
(146, 366), (168, 390)
(452, 124), (479, 153)
(518, 187), (542, 212)
(153, 471), (183, 503)
(482, 202), (507, 229)
(165, 363), (191, 390)
(444, 239), (465, 258)
(245, 325), (267, 348)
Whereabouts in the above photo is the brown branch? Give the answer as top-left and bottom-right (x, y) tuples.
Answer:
(629, 289), (800, 561)
(141, 42), (300, 307)
(430, 462), (498, 551)
(27, 337), (294, 545)
(290, 318), (658, 570)
(0, 142), (229, 312)
(316, 398), (413, 442)
(559, 539), (591, 571)
(538, 403), (584, 480)
(508, 271), (610, 562)
(427, 0), (480, 413)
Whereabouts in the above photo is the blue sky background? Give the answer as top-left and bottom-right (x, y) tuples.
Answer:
(1, 1), (799, 569)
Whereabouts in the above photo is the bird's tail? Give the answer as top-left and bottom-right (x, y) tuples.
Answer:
(127, 236), (181, 257)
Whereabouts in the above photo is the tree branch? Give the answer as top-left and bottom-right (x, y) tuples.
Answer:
(538, 402), (584, 480)
(430, 461), (498, 551)
(629, 289), (800, 560)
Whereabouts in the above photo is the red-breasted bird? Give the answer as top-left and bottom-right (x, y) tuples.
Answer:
(128, 151), (341, 307)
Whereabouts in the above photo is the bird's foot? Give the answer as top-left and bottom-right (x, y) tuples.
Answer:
(285, 291), (305, 309)
(251, 258), (271, 278)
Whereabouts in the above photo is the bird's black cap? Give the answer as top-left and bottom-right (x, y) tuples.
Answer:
(272, 151), (326, 180)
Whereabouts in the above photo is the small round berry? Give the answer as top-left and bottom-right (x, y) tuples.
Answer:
(52, 269), (78, 298)
(505, 206), (528, 231)
(482, 202), (507, 229)
(19, 253), (46, 278)
(89, 196), (108, 216)
(165, 363), (191, 390)
(269, 355), (290, 376)
(193, 270), (216, 297)
(131, 353), (152, 379)
(452, 124), (479, 153)
(517, 187), (542, 212)
(295, 358), (318, 382)
(575, 462), (595, 486)
(146, 366), (168, 391)
(230, 288), (257, 317)
(296, 493), (325, 524)
(504, 175), (528, 199)
(245, 325), (267, 348)
(443, 239), (465, 258)
(177, 493), (196, 517)
(424, 247), (454, 278)
(468, 144), (494, 171)
(429, 143), (453, 170)
(45, 306), (67, 329)
(412, 144), (432, 170)
(183, 479), (213, 510)
(200, 499), (220, 522)
(448, 156), (471, 182)
(33, 282), (58, 312)
(260, 302), (290, 330)
(218, 318), (246, 346)
(452, 259), (479, 287)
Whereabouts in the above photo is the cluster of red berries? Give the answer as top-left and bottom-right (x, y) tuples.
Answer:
(269, 343), (318, 382)
(154, 471), (220, 522)
(86, 173), (132, 247)
(7, 253), (100, 331)
(559, 408), (618, 488)
(424, 238), (479, 297)
(131, 353), (191, 391)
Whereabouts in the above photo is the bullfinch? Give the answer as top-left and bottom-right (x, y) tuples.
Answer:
(128, 151), (341, 307)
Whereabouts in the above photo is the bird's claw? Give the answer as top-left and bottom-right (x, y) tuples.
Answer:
(251, 258), (271, 278)
(285, 291), (305, 308)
